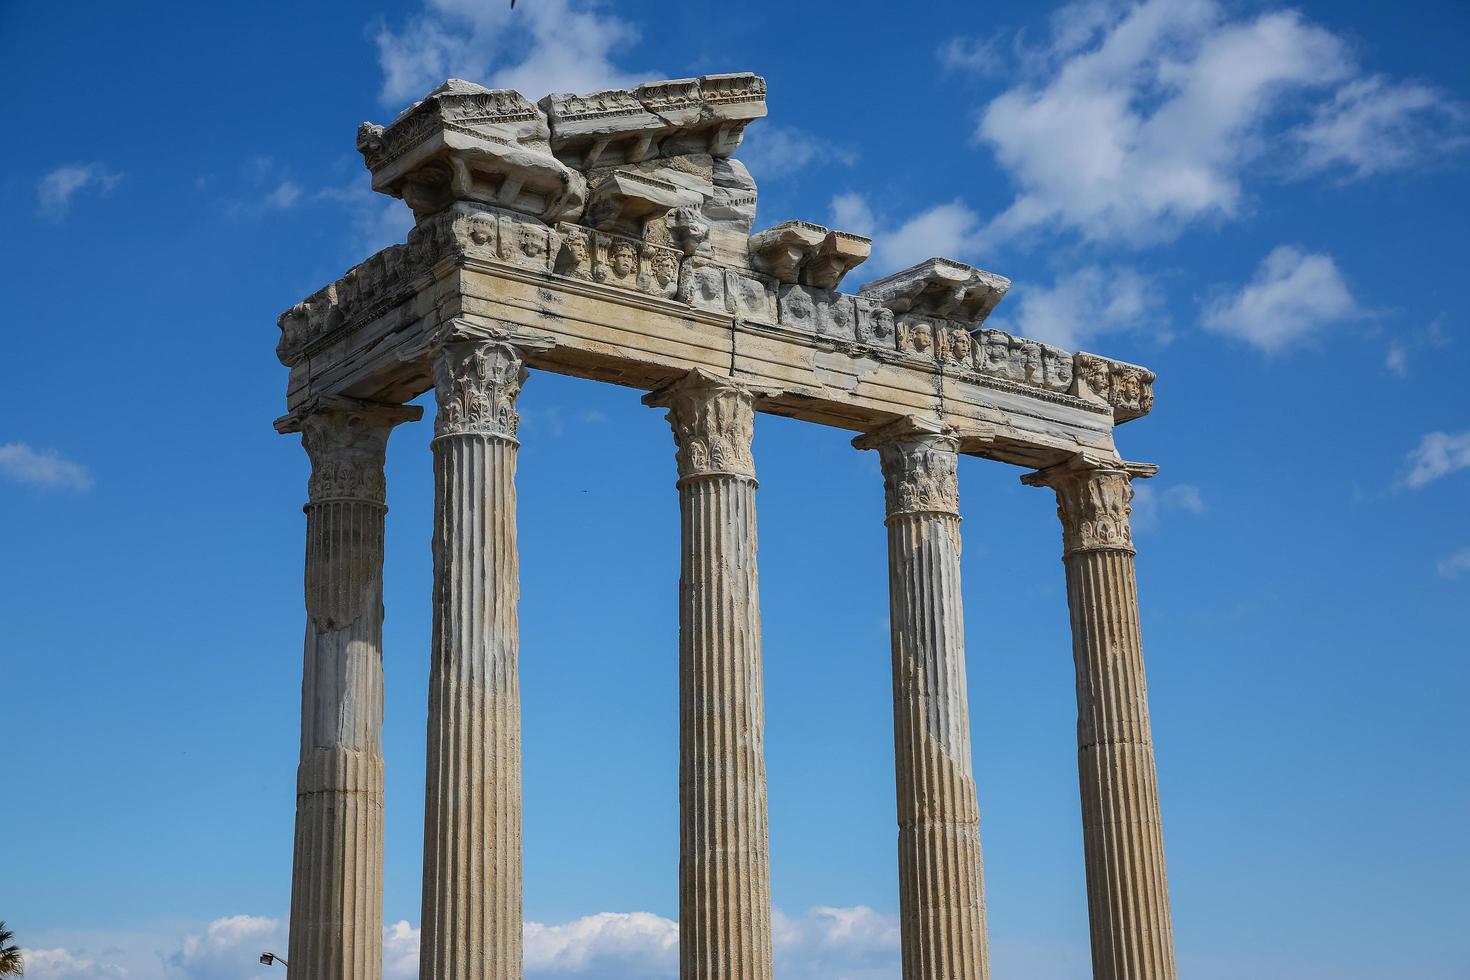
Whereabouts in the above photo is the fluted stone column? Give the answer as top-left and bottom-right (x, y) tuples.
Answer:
(289, 399), (420, 980)
(420, 337), (532, 980)
(1023, 454), (1176, 980)
(643, 370), (774, 980)
(854, 416), (990, 980)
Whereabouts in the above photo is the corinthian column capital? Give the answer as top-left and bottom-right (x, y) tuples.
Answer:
(854, 416), (961, 519)
(642, 369), (760, 482)
(1022, 453), (1158, 556)
(432, 340), (530, 440)
(300, 399), (423, 505)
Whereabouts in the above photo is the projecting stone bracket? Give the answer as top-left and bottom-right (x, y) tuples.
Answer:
(358, 79), (587, 224)
(748, 222), (872, 288)
(859, 257), (1011, 324)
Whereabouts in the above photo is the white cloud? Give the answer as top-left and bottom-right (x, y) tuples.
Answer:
(375, 0), (650, 110)
(1200, 246), (1355, 352)
(22, 947), (130, 980)
(739, 126), (856, 183)
(265, 181), (303, 209)
(165, 915), (284, 980)
(995, 265), (1167, 349)
(384, 921), (420, 980)
(1132, 482), (1207, 533)
(0, 442), (94, 491)
(1385, 342), (1409, 378)
(939, 36), (1004, 75)
(773, 906), (900, 980)
(1402, 431), (1470, 489)
(829, 193), (985, 278)
(1438, 547), (1470, 580)
(973, 0), (1461, 247)
(119, 906), (899, 980)
(37, 163), (122, 218)
(1295, 75), (1467, 179)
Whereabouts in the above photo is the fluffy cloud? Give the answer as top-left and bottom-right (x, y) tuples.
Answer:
(829, 193), (984, 277)
(1295, 75), (1467, 179)
(38, 907), (896, 980)
(974, 0), (1463, 246)
(939, 36), (1004, 75)
(1402, 431), (1470, 489)
(1200, 246), (1355, 352)
(0, 442), (94, 491)
(1437, 547), (1470, 580)
(1131, 482), (1206, 532)
(375, 0), (650, 109)
(21, 948), (130, 980)
(738, 126), (856, 183)
(995, 265), (1167, 349)
(37, 163), (122, 218)
(165, 915), (285, 979)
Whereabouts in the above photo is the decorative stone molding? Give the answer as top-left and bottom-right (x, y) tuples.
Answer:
(854, 416), (962, 518)
(860, 257), (1010, 323)
(300, 400), (423, 504)
(802, 231), (872, 290)
(643, 369), (761, 482)
(1074, 352), (1156, 421)
(748, 220), (828, 282)
(432, 341), (530, 440)
(357, 79), (587, 224)
(1021, 453), (1159, 555)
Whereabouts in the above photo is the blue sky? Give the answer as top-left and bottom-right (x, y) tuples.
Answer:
(2, 0), (1468, 977)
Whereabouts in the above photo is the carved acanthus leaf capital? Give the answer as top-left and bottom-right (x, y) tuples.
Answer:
(300, 399), (422, 504)
(642, 369), (760, 482)
(432, 339), (530, 440)
(1022, 453), (1158, 555)
(854, 416), (961, 518)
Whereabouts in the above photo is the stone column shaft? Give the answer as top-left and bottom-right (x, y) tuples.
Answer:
(856, 418), (990, 980)
(1024, 456), (1177, 980)
(645, 371), (774, 980)
(420, 339), (529, 980)
(289, 401), (419, 980)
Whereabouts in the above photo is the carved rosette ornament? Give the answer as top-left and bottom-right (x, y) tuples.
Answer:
(432, 340), (528, 440)
(854, 417), (961, 519)
(643, 369), (759, 482)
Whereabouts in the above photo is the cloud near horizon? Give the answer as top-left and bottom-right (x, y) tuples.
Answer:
(25, 907), (901, 980)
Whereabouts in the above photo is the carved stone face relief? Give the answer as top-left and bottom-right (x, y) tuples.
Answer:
(610, 242), (637, 280)
(469, 214), (495, 245)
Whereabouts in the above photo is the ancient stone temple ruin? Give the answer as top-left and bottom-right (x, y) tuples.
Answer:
(274, 72), (1177, 980)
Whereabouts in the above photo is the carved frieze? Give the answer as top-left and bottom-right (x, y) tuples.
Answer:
(643, 370), (759, 482)
(431, 340), (528, 440)
(727, 269), (778, 322)
(1074, 353), (1156, 421)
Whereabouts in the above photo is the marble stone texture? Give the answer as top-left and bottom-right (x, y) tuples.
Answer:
(644, 371), (775, 980)
(855, 417), (991, 980)
(1023, 455), (1177, 980)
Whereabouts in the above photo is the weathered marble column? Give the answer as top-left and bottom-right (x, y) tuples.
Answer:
(420, 337), (532, 980)
(643, 370), (774, 980)
(289, 399), (420, 980)
(854, 417), (990, 980)
(1022, 454), (1176, 980)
